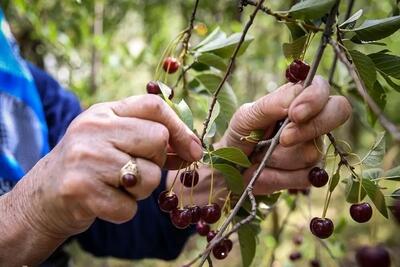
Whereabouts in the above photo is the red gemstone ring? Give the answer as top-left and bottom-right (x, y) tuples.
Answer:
(119, 158), (140, 188)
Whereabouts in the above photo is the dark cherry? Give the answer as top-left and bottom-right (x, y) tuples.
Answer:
(207, 230), (218, 242)
(310, 217), (334, 239)
(310, 259), (321, 267)
(289, 251), (302, 261)
(158, 190), (178, 212)
(308, 167), (329, 188)
(196, 220), (210, 236)
(180, 170), (200, 187)
(222, 238), (233, 252)
(292, 235), (303, 246)
(146, 81), (161, 95)
(350, 202), (373, 223)
(356, 245), (391, 267)
(163, 56), (180, 73)
(201, 203), (221, 224)
(391, 200), (400, 224)
(170, 208), (192, 229)
(189, 205), (201, 224)
(212, 242), (229, 260)
(286, 59), (310, 83)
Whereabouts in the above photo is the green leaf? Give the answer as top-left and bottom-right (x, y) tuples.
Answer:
(340, 9), (363, 29)
(329, 168), (341, 192)
(156, 82), (174, 106)
(196, 32), (254, 58)
(369, 52), (400, 80)
(362, 178), (388, 218)
(211, 147), (251, 167)
(195, 27), (226, 50)
(285, 22), (308, 40)
(213, 164), (244, 194)
(282, 35), (308, 60)
(204, 101), (220, 139)
(345, 177), (367, 203)
(175, 99), (193, 130)
(367, 81), (387, 125)
(348, 15), (400, 42)
(349, 50), (377, 90)
(238, 223), (258, 267)
(256, 192), (281, 206)
(383, 166), (400, 181)
(197, 53), (227, 71)
(361, 132), (386, 168)
(287, 0), (336, 20)
(380, 72), (400, 93)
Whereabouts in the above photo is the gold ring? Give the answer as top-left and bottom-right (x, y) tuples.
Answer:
(119, 158), (140, 188)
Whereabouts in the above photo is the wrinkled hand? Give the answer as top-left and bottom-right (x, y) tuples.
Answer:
(16, 95), (202, 239)
(220, 76), (351, 194)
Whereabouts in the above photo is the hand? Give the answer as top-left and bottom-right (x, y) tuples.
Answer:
(12, 95), (203, 239)
(219, 76), (351, 194)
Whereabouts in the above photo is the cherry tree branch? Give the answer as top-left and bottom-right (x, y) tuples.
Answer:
(329, 39), (400, 142)
(241, 0), (323, 32)
(200, 0), (265, 146)
(195, 2), (340, 266)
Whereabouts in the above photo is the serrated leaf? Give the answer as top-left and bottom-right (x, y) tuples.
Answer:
(211, 147), (251, 167)
(369, 52), (400, 80)
(380, 71), (400, 93)
(238, 223), (258, 267)
(197, 53), (227, 71)
(196, 32), (254, 58)
(348, 15), (400, 42)
(204, 101), (220, 139)
(175, 99), (193, 130)
(367, 81), (387, 125)
(213, 164), (244, 194)
(282, 35), (308, 60)
(195, 27), (226, 50)
(346, 177), (367, 203)
(349, 50), (377, 90)
(285, 22), (308, 40)
(362, 132), (386, 168)
(340, 9), (363, 29)
(287, 0), (336, 20)
(329, 168), (341, 192)
(362, 178), (388, 218)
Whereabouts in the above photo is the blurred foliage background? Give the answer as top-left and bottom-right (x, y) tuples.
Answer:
(1, 0), (400, 266)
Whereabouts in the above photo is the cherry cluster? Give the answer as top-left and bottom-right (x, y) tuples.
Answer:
(146, 57), (181, 99)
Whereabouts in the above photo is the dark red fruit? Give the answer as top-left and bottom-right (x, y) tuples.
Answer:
(196, 220), (210, 236)
(207, 230), (217, 242)
(292, 235), (303, 246)
(286, 59), (310, 83)
(350, 202), (373, 223)
(310, 259), (321, 267)
(201, 203), (221, 224)
(391, 200), (400, 224)
(310, 217), (334, 239)
(222, 238), (233, 252)
(356, 245), (391, 267)
(170, 208), (192, 229)
(158, 190), (178, 212)
(289, 251), (302, 261)
(180, 170), (200, 187)
(189, 205), (201, 224)
(163, 57), (180, 73)
(146, 81), (161, 95)
(212, 242), (229, 260)
(308, 167), (329, 188)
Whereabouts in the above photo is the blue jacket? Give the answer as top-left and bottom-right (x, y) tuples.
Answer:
(27, 63), (194, 260)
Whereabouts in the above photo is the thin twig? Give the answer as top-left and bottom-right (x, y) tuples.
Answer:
(200, 0), (265, 146)
(242, 0), (323, 32)
(254, 139), (272, 152)
(330, 39), (400, 142)
(195, 2), (340, 266)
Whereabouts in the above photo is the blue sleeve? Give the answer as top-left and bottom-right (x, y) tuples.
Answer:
(26, 62), (82, 149)
(27, 63), (195, 260)
(76, 171), (195, 260)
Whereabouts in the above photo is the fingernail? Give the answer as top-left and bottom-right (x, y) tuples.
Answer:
(292, 104), (311, 123)
(190, 140), (203, 160)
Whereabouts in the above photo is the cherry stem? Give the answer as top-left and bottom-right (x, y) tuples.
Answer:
(190, 165), (195, 206)
(169, 161), (185, 193)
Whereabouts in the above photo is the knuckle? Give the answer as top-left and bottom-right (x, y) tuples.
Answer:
(142, 95), (166, 113)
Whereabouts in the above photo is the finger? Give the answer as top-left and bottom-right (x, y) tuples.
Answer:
(243, 165), (312, 195)
(87, 180), (138, 224)
(251, 139), (323, 170)
(110, 95), (203, 163)
(280, 96), (351, 147)
(110, 117), (170, 167)
(288, 76), (330, 124)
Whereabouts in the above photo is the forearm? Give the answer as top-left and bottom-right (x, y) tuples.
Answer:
(0, 173), (66, 266)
